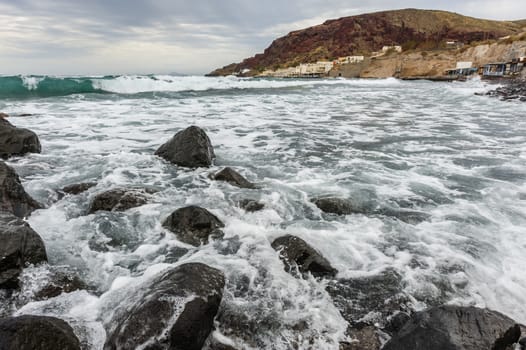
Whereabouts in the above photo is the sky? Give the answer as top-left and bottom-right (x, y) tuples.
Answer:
(1, 0), (525, 75)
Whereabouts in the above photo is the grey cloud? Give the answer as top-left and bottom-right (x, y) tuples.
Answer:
(0, 0), (525, 75)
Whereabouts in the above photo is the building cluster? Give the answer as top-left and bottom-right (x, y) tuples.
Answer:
(261, 61), (334, 78)
(445, 57), (526, 78)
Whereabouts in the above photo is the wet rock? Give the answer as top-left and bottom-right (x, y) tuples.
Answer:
(60, 182), (96, 196)
(484, 80), (526, 102)
(383, 305), (521, 350)
(0, 211), (47, 289)
(326, 269), (409, 327)
(155, 125), (215, 168)
(212, 167), (255, 189)
(105, 262), (225, 350)
(384, 311), (411, 335)
(34, 271), (87, 300)
(0, 315), (81, 350)
(88, 188), (152, 213)
(0, 161), (42, 218)
(162, 206), (225, 246)
(238, 199), (264, 212)
(271, 235), (337, 278)
(0, 113), (8, 119)
(340, 326), (381, 350)
(520, 337), (526, 349)
(0, 118), (41, 159)
(313, 197), (360, 215)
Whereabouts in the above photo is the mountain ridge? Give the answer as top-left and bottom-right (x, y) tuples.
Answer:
(208, 8), (525, 76)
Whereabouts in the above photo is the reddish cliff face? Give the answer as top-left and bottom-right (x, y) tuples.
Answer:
(208, 9), (524, 76)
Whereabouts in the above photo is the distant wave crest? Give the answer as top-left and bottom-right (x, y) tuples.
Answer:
(0, 74), (402, 98)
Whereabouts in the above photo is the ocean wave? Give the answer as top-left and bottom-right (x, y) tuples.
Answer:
(0, 74), (402, 98)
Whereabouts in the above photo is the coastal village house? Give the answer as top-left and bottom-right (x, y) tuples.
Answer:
(445, 62), (477, 77)
(482, 57), (525, 78)
(335, 56), (365, 64)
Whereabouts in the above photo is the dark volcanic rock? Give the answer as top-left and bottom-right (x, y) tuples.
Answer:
(0, 315), (80, 350)
(0, 211), (47, 289)
(326, 269), (409, 327)
(0, 161), (42, 218)
(34, 270), (87, 300)
(155, 126), (215, 168)
(0, 118), (41, 159)
(88, 188), (152, 213)
(61, 182), (97, 196)
(212, 167), (255, 189)
(340, 326), (381, 350)
(105, 262), (225, 350)
(238, 199), (264, 212)
(484, 80), (526, 102)
(383, 305), (521, 350)
(313, 197), (358, 215)
(271, 235), (337, 278)
(162, 206), (225, 246)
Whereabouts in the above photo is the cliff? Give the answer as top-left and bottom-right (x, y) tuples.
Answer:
(209, 8), (525, 76)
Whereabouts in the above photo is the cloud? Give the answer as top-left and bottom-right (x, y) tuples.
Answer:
(0, 0), (525, 75)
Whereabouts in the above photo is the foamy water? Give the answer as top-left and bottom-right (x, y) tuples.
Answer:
(1, 76), (525, 349)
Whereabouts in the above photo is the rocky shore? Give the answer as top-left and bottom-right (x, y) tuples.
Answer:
(480, 79), (526, 101)
(1, 113), (526, 349)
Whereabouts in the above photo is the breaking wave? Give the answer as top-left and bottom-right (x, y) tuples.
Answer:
(0, 75), (402, 98)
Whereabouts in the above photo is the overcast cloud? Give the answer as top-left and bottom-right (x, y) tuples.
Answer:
(1, 0), (525, 75)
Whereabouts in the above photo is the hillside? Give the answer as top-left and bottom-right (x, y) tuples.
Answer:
(208, 9), (524, 76)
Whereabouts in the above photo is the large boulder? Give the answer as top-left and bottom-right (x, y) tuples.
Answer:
(155, 126), (215, 168)
(383, 305), (521, 350)
(0, 211), (47, 289)
(326, 269), (409, 327)
(271, 235), (337, 278)
(162, 206), (225, 246)
(88, 188), (152, 214)
(105, 262), (225, 350)
(0, 315), (80, 350)
(212, 167), (255, 189)
(0, 118), (41, 159)
(0, 161), (41, 218)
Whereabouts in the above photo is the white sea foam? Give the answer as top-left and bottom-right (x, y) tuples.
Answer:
(3, 76), (526, 349)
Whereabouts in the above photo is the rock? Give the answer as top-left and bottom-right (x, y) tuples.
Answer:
(212, 167), (255, 189)
(384, 311), (411, 335)
(155, 126), (215, 168)
(0, 118), (41, 159)
(0, 161), (42, 218)
(0, 211), (47, 289)
(340, 326), (381, 350)
(326, 269), (409, 327)
(88, 188), (152, 213)
(61, 182), (96, 195)
(313, 197), (358, 215)
(162, 206), (225, 246)
(105, 262), (225, 350)
(520, 337), (526, 349)
(238, 199), (264, 212)
(383, 305), (521, 350)
(0, 315), (80, 350)
(0, 113), (8, 119)
(34, 271), (87, 300)
(271, 235), (337, 278)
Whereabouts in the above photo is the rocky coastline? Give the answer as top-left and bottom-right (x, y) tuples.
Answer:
(479, 79), (526, 101)
(1, 113), (526, 349)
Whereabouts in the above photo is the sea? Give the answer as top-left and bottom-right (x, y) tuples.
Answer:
(0, 74), (525, 349)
